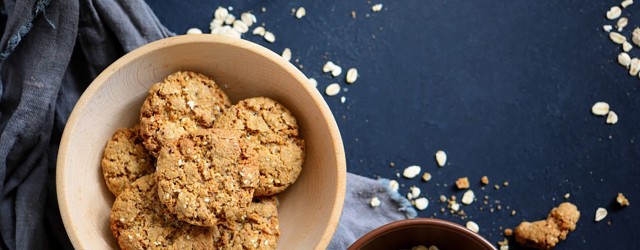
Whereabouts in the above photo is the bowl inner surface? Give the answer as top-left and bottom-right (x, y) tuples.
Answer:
(57, 35), (345, 250)
(350, 219), (496, 250)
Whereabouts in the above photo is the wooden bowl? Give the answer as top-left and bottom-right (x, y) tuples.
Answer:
(349, 218), (496, 250)
(56, 35), (346, 249)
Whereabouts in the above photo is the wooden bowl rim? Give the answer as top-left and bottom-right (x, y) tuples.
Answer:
(348, 218), (497, 250)
(56, 35), (346, 250)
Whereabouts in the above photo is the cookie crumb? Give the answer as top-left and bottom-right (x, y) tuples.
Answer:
(564, 193), (571, 199)
(616, 193), (630, 206)
(389, 162), (395, 167)
(351, 11), (356, 18)
(422, 172), (432, 182)
(514, 202), (580, 249)
(481, 176), (489, 185)
(503, 181), (509, 187)
(455, 177), (470, 189)
(494, 184), (500, 190)
(504, 228), (513, 236)
(370, 197), (381, 207)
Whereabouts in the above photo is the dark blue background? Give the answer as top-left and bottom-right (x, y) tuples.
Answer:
(147, 1), (639, 248)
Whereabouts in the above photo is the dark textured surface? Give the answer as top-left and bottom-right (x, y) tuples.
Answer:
(147, 0), (639, 248)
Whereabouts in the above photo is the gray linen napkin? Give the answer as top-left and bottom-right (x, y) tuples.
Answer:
(0, 1), (410, 249)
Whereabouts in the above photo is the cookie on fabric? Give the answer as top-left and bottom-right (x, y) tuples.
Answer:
(109, 175), (215, 250)
(215, 196), (280, 249)
(139, 71), (231, 156)
(155, 129), (259, 226)
(214, 97), (305, 196)
(101, 125), (154, 196)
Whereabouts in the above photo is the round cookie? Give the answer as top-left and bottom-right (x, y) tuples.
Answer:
(101, 125), (154, 196)
(215, 196), (280, 249)
(214, 97), (304, 196)
(110, 175), (215, 250)
(155, 129), (259, 226)
(140, 71), (231, 156)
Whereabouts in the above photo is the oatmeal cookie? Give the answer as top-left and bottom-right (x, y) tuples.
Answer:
(214, 97), (304, 196)
(140, 71), (231, 156)
(101, 125), (154, 196)
(215, 196), (280, 249)
(155, 129), (259, 226)
(110, 175), (215, 250)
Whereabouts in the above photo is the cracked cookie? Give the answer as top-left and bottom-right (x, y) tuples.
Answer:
(215, 196), (280, 249)
(101, 125), (154, 196)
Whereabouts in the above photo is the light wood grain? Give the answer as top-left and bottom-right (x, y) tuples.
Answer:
(56, 35), (346, 250)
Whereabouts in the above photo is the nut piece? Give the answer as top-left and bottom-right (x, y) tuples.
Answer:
(435, 150), (447, 167)
(466, 221), (479, 233)
(388, 180), (399, 192)
(252, 26), (266, 36)
(616, 193), (630, 206)
(295, 7), (306, 19)
(325, 83), (340, 96)
(481, 176), (489, 185)
(634, 28), (640, 47)
(186, 28), (203, 35)
(370, 197), (381, 207)
(403, 165), (421, 178)
(591, 102), (610, 116)
(619, 52), (632, 68)
(461, 190), (475, 205)
(606, 111), (618, 124)
(610, 32), (627, 44)
(623, 42), (633, 52)
(422, 172), (432, 182)
(456, 177), (470, 190)
(264, 31), (275, 43)
(630, 58), (640, 76)
(603, 25), (613, 32)
(414, 197), (429, 210)
(594, 207), (607, 222)
(606, 6), (622, 20)
(622, 0), (634, 8)
(281, 48), (292, 61)
(372, 3), (383, 12)
(617, 17), (628, 31)
(346, 68), (358, 83)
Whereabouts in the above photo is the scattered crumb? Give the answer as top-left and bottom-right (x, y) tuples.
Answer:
(370, 197), (381, 207)
(422, 172), (432, 182)
(389, 162), (395, 167)
(504, 228), (513, 236)
(439, 195), (447, 203)
(511, 210), (516, 216)
(295, 7), (306, 19)
(494, 184), (500, 190)
(481, 176), (489, 185)
(606, 110), (618, 124)
(186, 28), (203, 34)
(456, 177), (470, 189)
(388, 180), (399, 192)
(564, 193), (571, 199)
(503, 181), (509, 187)
(616, 193), (630, 206)
(603, 25), (613, 32)
(594, 207), (607, 222)
(351, 11), (356, 18)
(514, 202), (580, 249)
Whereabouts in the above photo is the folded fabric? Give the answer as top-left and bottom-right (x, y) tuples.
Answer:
(0, 0), (171, 248)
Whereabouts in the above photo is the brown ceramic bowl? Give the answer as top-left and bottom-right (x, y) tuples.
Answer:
(349, 218), (496, 250)
(57, 35), (346, 249)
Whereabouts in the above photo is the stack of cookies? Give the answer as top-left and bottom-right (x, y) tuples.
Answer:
(101, 71), (304, 249)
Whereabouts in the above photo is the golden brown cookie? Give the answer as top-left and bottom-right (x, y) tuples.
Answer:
(214, 97), (304, 196)
(101, 125), (154, 196)
(155, 129), (259, 226)
(215, 196), (280, 249)
(110, 175), (215, 250)
(140, 71), (231, 157)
